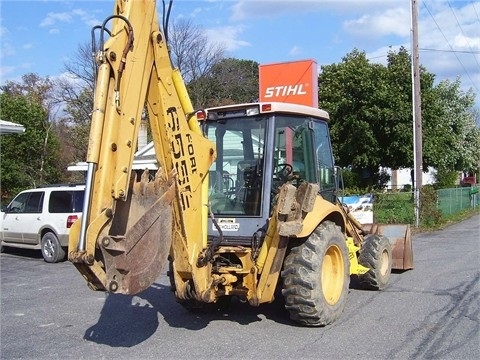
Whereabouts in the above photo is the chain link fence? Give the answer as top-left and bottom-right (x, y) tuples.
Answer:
(372, 186), (479, 225)
(437, 186), (479, 216)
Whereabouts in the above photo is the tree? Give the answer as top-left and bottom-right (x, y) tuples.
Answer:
(168, 18), (225, 83)
(381, 47), (417, 170)
(1, 73), (84, 184)
(318, 47), (478, 188)
(58, 18), (227, 161)
(168, 18), (225, 108)
(0, 92), (61, 200)
(318, 49), (387, 186)
(424, 78), (480, 175)
(57, 42), (95, 164)
(189, 58), (259, 107)
(1, 74), (64, 194)
(1, 73), (57, 109)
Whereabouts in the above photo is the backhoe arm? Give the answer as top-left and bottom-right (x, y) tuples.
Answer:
(68, 0), (215, 295)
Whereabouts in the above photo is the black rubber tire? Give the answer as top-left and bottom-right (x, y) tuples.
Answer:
(281, 221), (350, 326)
(358, 234), (392, 290)
(41, 232), (66, 263)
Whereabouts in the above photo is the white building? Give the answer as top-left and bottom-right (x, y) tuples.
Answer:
(384, 167), (436, 190)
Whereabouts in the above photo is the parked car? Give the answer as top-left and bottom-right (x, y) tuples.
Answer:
(0, 184), (85, 263)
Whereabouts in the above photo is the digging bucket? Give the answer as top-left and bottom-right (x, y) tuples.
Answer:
(362, 223), (414, 270)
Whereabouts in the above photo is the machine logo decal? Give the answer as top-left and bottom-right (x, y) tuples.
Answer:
(214, 218), (240, 231)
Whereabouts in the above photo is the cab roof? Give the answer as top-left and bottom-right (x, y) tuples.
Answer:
(204, 102), (330, 121)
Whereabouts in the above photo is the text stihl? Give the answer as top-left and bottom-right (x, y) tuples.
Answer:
(264, 84), (307, 98)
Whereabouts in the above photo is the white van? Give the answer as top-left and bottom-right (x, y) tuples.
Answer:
(0, 184), (85, 263)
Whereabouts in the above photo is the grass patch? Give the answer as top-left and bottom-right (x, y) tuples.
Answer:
(418, 207), (480, 232)
(369, 188), (478, 231)
(373, 192), (415, 224)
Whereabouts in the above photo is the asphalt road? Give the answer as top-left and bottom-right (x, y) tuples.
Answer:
(1, 215), (479, 360)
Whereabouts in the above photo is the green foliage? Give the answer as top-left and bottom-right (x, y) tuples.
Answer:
(59, 88), (93, 162)
(373, 191), (415, 224)
(0, 92), (61, 200)
(434, 207), (480, 230)
(372, 187), (442, 227)
(340, 167), (390, 190)
(341, 187), (370, 197)
(319, 47), (432, 174)
(364, 186), (477, 230)
(433, 168), (459, 189)
(340, 168), (361, 188)
(319, 47), (478, 187)
(1, 73), (55, 108)
(424, 78), (480, 173)
(188, 58), (259, 108)
(319, 49), (382, 170)
(419, 185), (443, 227)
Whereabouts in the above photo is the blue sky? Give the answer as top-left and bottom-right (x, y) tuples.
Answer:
(1, 0), (479, 108)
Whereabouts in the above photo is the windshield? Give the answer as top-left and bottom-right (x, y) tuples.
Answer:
(206, 117), (266, 216)
(205, 113), (335, 215)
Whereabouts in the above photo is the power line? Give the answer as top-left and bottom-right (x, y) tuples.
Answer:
(472, 1), (480, 23)
(367, 48), (480, 63)
(423, 1), (479, 93)
(419, 48), (480, 54)
(447, 1), (480, 68)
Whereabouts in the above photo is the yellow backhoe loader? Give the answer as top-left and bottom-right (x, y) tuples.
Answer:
(69, 0), (413, 326)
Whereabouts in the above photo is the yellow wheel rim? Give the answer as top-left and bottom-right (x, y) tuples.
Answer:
(322, 244), (345, 305)
(380, 249), (389, 276)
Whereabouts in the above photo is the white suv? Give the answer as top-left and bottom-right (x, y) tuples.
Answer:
(0, 184), (85, 263)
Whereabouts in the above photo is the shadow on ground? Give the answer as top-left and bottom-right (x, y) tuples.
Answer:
(83, 281), (292, 347)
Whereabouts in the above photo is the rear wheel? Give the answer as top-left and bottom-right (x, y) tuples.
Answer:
(281, 221), (350, 326)
(358, 234), (392, 290)
(41, 232), (66, 263)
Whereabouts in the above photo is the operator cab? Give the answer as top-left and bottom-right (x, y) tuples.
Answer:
(201, 102), (336, 245)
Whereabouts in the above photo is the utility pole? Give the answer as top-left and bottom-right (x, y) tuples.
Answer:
(411, 0), (423, 227)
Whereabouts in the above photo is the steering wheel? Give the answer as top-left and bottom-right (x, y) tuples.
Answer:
(275, 163), (293, 182)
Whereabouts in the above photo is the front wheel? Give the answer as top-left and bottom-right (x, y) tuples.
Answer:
(281, 221), (350, 326)
(41, 232), (66, 263)
(358, 234), (392, 290)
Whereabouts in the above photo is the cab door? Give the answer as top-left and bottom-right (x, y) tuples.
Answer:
(312, 121), (336, 203)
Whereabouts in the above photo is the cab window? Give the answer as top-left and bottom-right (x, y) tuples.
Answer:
(206, 117), (266, 216)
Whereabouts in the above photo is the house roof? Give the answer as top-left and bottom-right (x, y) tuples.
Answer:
(67, 142), (158, 172)
(0, 119), (26, 134)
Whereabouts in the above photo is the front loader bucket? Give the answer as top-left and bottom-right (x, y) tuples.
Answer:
(363, 224), (413, 270)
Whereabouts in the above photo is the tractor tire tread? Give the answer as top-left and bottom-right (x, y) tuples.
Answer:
(358, 234), (392, 290)
(281, 221), (349, 327)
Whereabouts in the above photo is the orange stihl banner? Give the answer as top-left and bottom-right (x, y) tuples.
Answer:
(259, 59), (318, 107)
